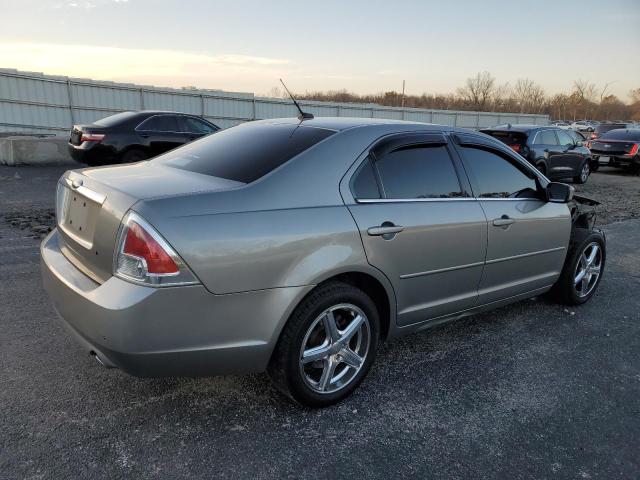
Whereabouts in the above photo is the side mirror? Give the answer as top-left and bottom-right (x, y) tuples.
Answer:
(546, 182), (574, 203)
(575, 141), (583, 147)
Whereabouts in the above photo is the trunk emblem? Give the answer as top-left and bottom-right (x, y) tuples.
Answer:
(604, 144), (611, 148)
(71, 179), (83, 188)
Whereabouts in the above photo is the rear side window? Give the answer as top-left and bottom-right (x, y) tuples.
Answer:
(153, 123), (335, 183)
(459, 146), (538, 199)
(375, 145), (462, 199)
(351, 159), (381, 199)
(537, 130), (558, 145)
(138, 115), (179, 132)
(94, 111), (139, 127)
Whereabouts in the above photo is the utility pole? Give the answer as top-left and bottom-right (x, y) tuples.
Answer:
(401, 80), (406, 108)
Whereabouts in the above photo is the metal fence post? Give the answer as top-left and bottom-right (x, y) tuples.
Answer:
(66, 79), (75, 126)
(139, 88), (145, 109)
(200, 94), (205, 117)
(252, 98), (257, 120)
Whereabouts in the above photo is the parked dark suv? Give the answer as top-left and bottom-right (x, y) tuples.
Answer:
(68, 111), (220, 165)
(480, 124), (594, 184)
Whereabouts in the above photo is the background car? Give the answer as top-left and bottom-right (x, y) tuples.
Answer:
(68, 110), (220, 165)
(589, 128), (640, 173)
(480, 124), (593, 183)
(570, 120), (598, 132)
(589, 122), (636, 141)
(551, 121), (571, 129)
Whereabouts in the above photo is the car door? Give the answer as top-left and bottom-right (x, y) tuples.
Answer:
(343, 133), (488, 326)
(453, 134), (571, 304)
(554, 129), (585, 178)
(135, 115), (188, 157)
(533, 129), (564, 176)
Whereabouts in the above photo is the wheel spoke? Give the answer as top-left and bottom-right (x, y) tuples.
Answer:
(323, 311), (340, 343)
(318, 358), (337, 391)
(586, 246), (598, 266)
(575, 268), (587, 284)
(340, 348), (363, 369)
(339, 314), (364, 345)
(581, 276), (590, 293)
(302, 343), (330, 364)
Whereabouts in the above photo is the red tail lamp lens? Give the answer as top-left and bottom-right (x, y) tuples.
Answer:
(123, 221), (179, 274)
(629, 144), (639, 156)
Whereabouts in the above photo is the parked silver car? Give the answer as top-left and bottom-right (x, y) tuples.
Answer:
(41, 118), (606, 406)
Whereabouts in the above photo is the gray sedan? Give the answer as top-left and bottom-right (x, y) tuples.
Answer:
(41, 117), (606, 407)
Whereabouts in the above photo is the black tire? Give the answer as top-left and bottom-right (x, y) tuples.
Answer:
(573, 161), (590, 184)
(268, 281), (380, 407)
(551, 229), (606, 305)
(590, 162), (599, 172)
(120, 149), (148, 163)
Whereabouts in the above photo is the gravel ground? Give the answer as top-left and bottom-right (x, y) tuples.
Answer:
(0, 165), (639, 479)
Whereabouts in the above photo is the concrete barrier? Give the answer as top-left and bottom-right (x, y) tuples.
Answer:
(0, 136), (74, 166)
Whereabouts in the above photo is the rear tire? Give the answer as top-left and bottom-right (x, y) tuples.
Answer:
(551, 229), (605, 305)
(120, 149), (148, 163)
(268, 281), (380, 407)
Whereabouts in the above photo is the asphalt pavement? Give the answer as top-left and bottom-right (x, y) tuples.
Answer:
(1, 166), (639, 479)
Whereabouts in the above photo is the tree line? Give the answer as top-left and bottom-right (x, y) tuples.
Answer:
(267, 72), (640, 121)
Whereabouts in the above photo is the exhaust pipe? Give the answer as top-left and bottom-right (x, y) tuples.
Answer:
(90, 350), (115, 368)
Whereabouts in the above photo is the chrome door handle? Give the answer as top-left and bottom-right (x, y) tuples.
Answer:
(367, 224), (404, 236)
(492, 216), (515, 227)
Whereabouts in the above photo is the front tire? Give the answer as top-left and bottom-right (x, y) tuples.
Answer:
(551, 229), (605, 305)
(120, 149), (148, 163)
(573, 161), (590, 184)
(268, 282), (380, 407)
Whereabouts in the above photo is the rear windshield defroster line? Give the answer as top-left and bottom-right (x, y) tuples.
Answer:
(153, 123), (336, 183)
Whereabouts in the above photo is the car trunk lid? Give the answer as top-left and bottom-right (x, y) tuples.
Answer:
(590, 140), (636, 155)
(56, 162), (244, 283)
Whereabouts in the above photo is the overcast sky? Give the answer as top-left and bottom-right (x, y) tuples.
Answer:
(0, 0), (638, 100)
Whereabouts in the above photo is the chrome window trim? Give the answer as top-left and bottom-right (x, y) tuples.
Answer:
(135, 114), (216, 134)
(355, 197), (541, 204)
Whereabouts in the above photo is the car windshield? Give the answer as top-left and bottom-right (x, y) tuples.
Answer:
(93, 111), (139, 127)
(153, 122), (336, 183)
(601, 129), (640, 141)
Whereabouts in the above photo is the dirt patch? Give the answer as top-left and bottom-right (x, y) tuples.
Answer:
(3, 208), (56, 239)
(575, 167), (640, 226)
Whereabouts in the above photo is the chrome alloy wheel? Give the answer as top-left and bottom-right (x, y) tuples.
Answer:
(574, 242), (602, 297)
(299, 304), (371, 394)
(580, 163), (590, 183)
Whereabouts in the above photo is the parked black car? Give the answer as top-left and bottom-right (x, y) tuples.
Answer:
(588, 122), (635, 141)
(480, 124), (594, 184)
(68, 111), (220, 165)
(589, 129), (640, 173)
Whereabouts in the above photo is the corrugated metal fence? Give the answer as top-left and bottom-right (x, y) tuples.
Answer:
(0, 68), (549, 135)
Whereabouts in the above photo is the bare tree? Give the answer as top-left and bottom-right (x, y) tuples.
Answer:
(513, 79), (546, 113)
(630, 88), (640, 104)
(599, 81), (616, 103)
(573, 79), (597, 102)
(456, 72), (496, 110)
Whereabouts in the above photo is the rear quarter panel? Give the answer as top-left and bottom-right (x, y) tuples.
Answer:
(141, 205), (370, 294)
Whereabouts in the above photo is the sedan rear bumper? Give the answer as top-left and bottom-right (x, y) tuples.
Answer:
(41, 229), (312, 377)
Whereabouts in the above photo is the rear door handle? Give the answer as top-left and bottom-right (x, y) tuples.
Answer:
(367, 224), (404, 237)
(492, 215), (515, 228)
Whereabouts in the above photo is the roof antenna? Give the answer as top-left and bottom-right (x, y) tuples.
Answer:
(279, 79), (314, 121)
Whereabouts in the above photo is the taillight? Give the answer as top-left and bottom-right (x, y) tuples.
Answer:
(509, 144), (521, 153)
(629, 144), (639, 156)
(114, 211), (198, 286)
(81, 133), (105, 142)
(590, 133), (597, 139)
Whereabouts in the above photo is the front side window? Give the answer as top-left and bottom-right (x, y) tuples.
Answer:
(374, 145), (462, 199)
(182, 117), (218, 134)
(459, 146), (538, 199)
(137, 115), (179, 132)
(556, 130), (574, 147)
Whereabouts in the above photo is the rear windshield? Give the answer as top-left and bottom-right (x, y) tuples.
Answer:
(595, 124), (626, 134)
(153, 122), (336, 183)
(601, 129), (640, 141)
(94, 111), (139, 127)
(481, 130), (527, 146)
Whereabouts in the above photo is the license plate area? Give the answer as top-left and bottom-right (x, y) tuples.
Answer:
(598, 156), (610, 164)
(58, 185), (103, 249)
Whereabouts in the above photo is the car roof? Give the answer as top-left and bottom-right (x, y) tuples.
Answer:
(253, 116), (451, 132)
(480, 124), (548, 133)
